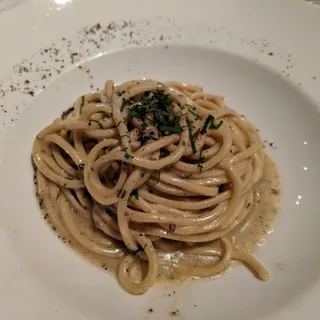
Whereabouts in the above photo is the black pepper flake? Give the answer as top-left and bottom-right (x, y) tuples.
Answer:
(148, 309), (154, 313)
(61, 106), (74, 119)
(268, 52), (273, 56)
(0, 21), (140, 125)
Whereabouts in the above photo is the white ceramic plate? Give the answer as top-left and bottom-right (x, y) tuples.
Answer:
(1, 1), (320, 319)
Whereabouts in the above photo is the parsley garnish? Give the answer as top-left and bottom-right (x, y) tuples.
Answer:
(130, 189), (139, 200)
(126, 244), (143, 255)
(198, 148), (204, 171)
(124, 152), (134, 159)
(117, 90), (126, 97)
(188, 121), (197, 154)
(105, 208), (117, 219)
(158, 125), (182, 133)
(91, 120), (103, 129)
(200, 115), (224, 134)
(246, 203), (251, 209)
(126, 92), (178, 136)
(210, 119), (223, 130)
(155, 163), (174, 184)
(121, 97), (134, 111)
(81, 96), (85, 107)
(200, 115), (214, 135)
(78, 163), (85, 170)
(160, 149), (170, 157)
(188, 108), (203, 120)
(199, 148), (204, 162)
(120, 189), (127, 198)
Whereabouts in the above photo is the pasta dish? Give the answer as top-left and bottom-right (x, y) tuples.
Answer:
(32, 79), (280, 294)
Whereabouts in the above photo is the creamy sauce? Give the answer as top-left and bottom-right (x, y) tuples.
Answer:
(36, 153), (280, 284)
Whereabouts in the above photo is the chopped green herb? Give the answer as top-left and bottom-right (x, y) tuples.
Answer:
(121, 97), (134, 111)
(126, 244), (143, 255)
(201, 115), (224, 134)
(200, 115), (214, 135)
(184, 173), (193, 179)
(81, 96), (85, 107)
(197, 149), (204, 171)
(155, 163), (175, 184)
(188, 108), (203, 120)
(188, 121), (197, 154)
(126, 92), (176, 136)
(210, 119), (223, 130)
(105, 208), (117, 219)
(140, 133), (157, 145)
(199, 148), (204, 162)
(143, 118), (153, 129)
(160, 149), (170, 157)
(117, 90), (126, 97)
(246, 203), (251, 209)
(124, 152), (134, 159)
(63, 183), (67, 188)
(78, 163), (85, 170)
(158, 125), (182, 133)
(182, 141), (186, 146)
(130, 189), (139, 200)
(120, 189), (127, 198)
(91, 120), (103, 129)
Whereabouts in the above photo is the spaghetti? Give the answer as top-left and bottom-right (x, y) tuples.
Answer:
(32, 79), (279, 294)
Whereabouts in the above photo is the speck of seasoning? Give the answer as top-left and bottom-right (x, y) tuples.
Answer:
(268, 52), (273, 56)
(148, 309), (154, 313)
(313, 76), (316, 80)
(170, 310), (180, 317)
